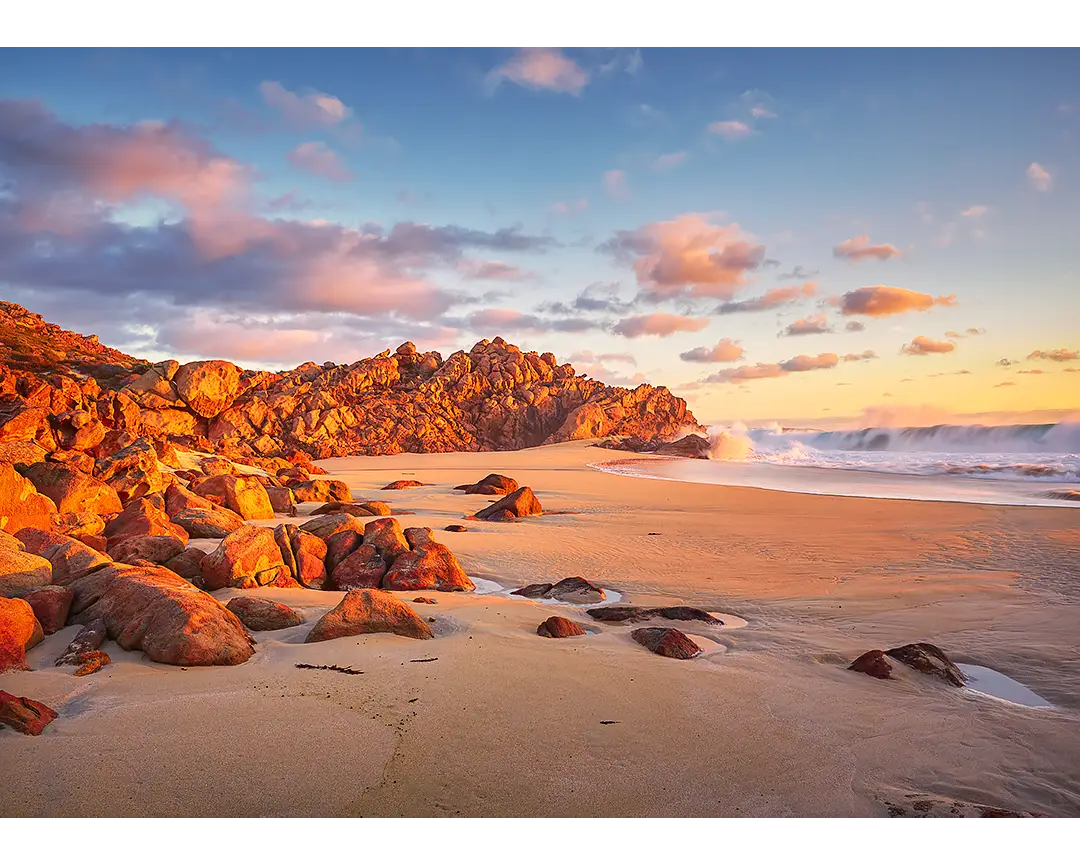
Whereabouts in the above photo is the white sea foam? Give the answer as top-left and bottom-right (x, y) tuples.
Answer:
(957, 664), (1054, 708)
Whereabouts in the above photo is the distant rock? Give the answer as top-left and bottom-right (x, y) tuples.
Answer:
(305, 589), (435, 642)
(631, 627), (702, 660)
(473, 487), (543, 521)
(849, 649), (893, 680)
(382, 480), (426, 490)
(0, 691), (58, 735)
(537, 616), (586, 638)
(173, 360), (241, 419)
(587, 605), (720, 624)
(444, 524), (468, 533)
(654, 435), (711, 459)
(309, 501), (387, 517)
(458, 474), (519, 496)
(511, 583), (553, 598)
(226, 596), (302, 631)
(886, 643), (966, 687)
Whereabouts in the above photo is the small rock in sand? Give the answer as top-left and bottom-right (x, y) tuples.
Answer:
(886, 642), (966, 687)
(55, 618), (108, 666)
(382, 480), (426, 490)
(632, 627), (702, 660)
(537, 616), (586, 638)
(74, 650), (111, 676)
(849, 650), (893, 680)
(0, 690), (58, 735)
(444, 524), (467, 533)
(412, 597), (438, 604)
(587, 605), (718, 624)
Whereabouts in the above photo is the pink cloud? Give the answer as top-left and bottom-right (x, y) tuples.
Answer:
(652, 151), (687, 172)
(833, 235), (902, 262)
(259, 81), (352, 127)
(286, 141), (354, 182)
(550, 198), (588, 215)
(717, 282), (816, 314)
(680, 338), (745, 363)
(486, 48), (589, 95)
(1027, 162), (1052, 191)
(1027, 348), (1079, 362)
(456, 259), (529, 281)
(704, 352), (840, 383)
(604, 169), (629, 200)
(901, 336), (957, 355)
(840, 286), (957, 317)
(781, 313), (832, 337)
(612, 312), (709, 338)
(707, 120), (752, 141)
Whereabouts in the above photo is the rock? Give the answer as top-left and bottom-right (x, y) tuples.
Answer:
(45, 447), (96, 474)
(444, 524), (468, 533)
(357, 500), (392, 516)
(198, 456), (236, 476)
(885, 643), (966, 687)
(71, 563), (255, 665)
(0, 461), (57, 534)
(162, 547), (207, 584)
(15, 528), (112, 585)
(383, 541), (475, 592)
(74, 650), (110, 676)
(382, 480), (426, 490)
(265, 485), (296, 516)
(1, 596), (38, 671)
(363, 517), (410, 560)
(50, 511), (106, 539)
(487, 510), (516, 522)
(547, 577), (605, 604)
(459, 473), (518, 496)
(511, 583), (553, 598)
(23, 585), (74, 634)
(324, 530), (365, 574)
(412, 597), (437, 604)
(654, 434), (712, 459)
(55, 618), (107, 665)
(226, 596), (302, 631)
(331, 545), (387, 591)
(110, 534), (186, 565)
(288, 479), (352, 504)
(309, 501), (381, 517)
(305, 589), (435, 642)
(0, 691), (58, 735)
(0, 542), (53, 598)
(403, 526), (435, 549)
(93, 437), (164, 504)
(190, 474), (274, 521)
(20, 462), (122, 516)
(298, 513), (367, 541)
(849, 650), (894, 680)
(172, 360), (241, 418)
(537, 616), (586, 638)
(200, 524), (289, 591)
(104, 497), (189, 550)
(473, 486), (543, 521)
(631, 627), (702, 660)
(164, 482), (246, 538)
(587, 606), (720, 624)
(274, 524), (328, 589)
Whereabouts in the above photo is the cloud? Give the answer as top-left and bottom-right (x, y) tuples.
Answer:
(550, 198), (588, 215)
(780, 313), (832, 337)
(928, 369), (972, 377)
(704, 352), (840, 384)
(679, 338), (746, 363)
(652, 151), (687, 172)
(601, 214), (765, 302)
(264, 190), (313, 213)
(715, 282), (816, 315)
(843, 350), (877, 362)
(1027, 162), (1052, 191)
(945, 327), (985, 338)
(611, 313), (709, 338)
(845, 320), (866, 332)
(456, 259), (530, 281)
(961, 205), (988, 218)
(259, 81), (352, 128)
(1018, 369), (1045, 375)
(566, 348), (646, 387)
(537, 281), (634, 317)
(839, 285), (957, 317)
(997, 358), (1019, 367)
(779, 265), (818, 281)
(706, 120), (752, 141)
(286, 141), (353, 182)
(1065, 368), (1080, 373)
(1027, 348), (1079, 362)
(486, 48), (589, 95)
(598, 49), (644, 77)
(901, 336), (957, 355)
(833, 235), (902, 262)
(994, 381), (1017, 388)
(458, 308), (597, 334)
(604, 169), (629, 199)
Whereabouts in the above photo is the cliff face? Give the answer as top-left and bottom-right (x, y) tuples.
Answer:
(0, 303), (701, 463)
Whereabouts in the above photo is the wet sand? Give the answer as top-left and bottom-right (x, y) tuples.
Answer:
(3, 442), (1079, 817)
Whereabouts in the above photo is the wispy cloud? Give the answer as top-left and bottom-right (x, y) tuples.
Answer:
(652, 151), (687, 172)
(260, 81), (352, 128)
(706, 120), (752, 141)
(604, 169), (629, 200)
(716, 282), (816, 315)
(901, 336), (957, 355)
(486, 48), (589, 95)
(704, 352), (842, 383)
(611, 312), (709, 338)
(679, 338), (746, 363)
(550, 198), (588, 215)
(1027, 162), (1052, 191)
(833, 235), (902, 262)
(286, 141), (353, 182)
(961, 205), (988, 218)
(780, 313), (832, 337)
(1027, 348), (1079, 362)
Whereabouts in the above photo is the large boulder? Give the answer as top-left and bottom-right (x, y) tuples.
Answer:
(265, 485), (296, 516)
(23, 585), (74, 634)
(190, 474), (273, 521)
(363, 517), (410, 560)
(309, 501), (389, 517)
(331, 545), (387, 591)
(173, 360), (241, 419)
(0, 537), (52, 598)
(0, 691), (59, 736)
(885, 643), (966, 687)
(93, 437), (164, 504)
(71, 563), (255, 666)
(0, 461), (57, 534)
(20, 462), (122, 516)
(383, 538), (474, 592)
(200, 524), (289, 591)
(547, 577), (605, 604)
(473, 487), (543, 521)
(288, 479), (352, 504)
(110, 534), (186, 565)
(226, 596), (302, 631)
(305, 589), (435, 642)
(164, 482), (246, 538)
(162, 547), (207, 584)
(1, 596), (39, 671)
(104, 498), (189, 551)
(324, 529), (364, 573)
(631, 627), (702, 660)
(14, 528), (111, 586)
(458, 474), (518, 496)
(273, 524), (328, 589)
(299, 513), (368, 540)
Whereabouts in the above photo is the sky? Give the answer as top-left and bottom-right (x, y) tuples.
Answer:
(0, 47), (1077, 427)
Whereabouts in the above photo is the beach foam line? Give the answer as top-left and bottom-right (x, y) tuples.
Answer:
(957, 664), (1054, 708)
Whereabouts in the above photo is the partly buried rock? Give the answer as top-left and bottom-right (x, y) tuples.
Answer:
(382, 479), (426, 490)
(226, 596), (302, 631)
(458, 474), (518, 496)
(511, 582), (552, 599)
(190, 474), (274, 521)
(632, 627), (702, 660)
(885, 643), (966, 687)
(332, 545), (387, 591)
(200, 524), (291, 591)
(537, 616), (586, 638)
(15, 528), (111, 586)
(849, 650), (894, 680)
(305, 589), (434, 642)
(71, 563), (255, 666)
(487, 510), (516, 523)
(0, 691), (59, 735)
(473, 487), (543, 521)
(0, 539), (53, 599)
(162, 547), (207, 584)
(1, 461), (57, 534)
(444, 524), (468, 533)
(110, 534), (186, 565)
(22, 585), (74, 634)
(288, 479), (352, 504)
(587, 605), (719, 624)
(73, 650), (110, 676)
(55, 618), (107, 666)
(383, 538), (475, 592)
(654, 434), (712, 459)
(547, 577), (605, 604)
(104, 498), (189, 551)
(1, 596), (39, 671)
(20, 462), (123, 516)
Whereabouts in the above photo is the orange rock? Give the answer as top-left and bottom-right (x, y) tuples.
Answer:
(200, 524), (289, 590)
(22, 585), (74, 634)
(473, 486), (543, 521)
(226, 596), (301, 631)
(93, 437), (164, 504)
(21, 461), (122, 516)
(537, 616), (587, 638)
(0, 691), (58, 735)
(190, 474), (273, 521)
(0, 461), (57, 534)
(173, 360), (241, 419)
(1, 596), (38, 671)
(305, 589), (434, 642)
(104, 498), (189, 551)
(383, 541), (475, 592)
(16, 527), (111, 585)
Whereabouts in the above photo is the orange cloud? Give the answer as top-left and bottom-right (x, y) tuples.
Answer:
(901, 336), (957, 355)
(833, 235), (902, 262)
(840, 286), (957, 317)
(680, 338), (745, 363)
(717, 282), (816, 315)
(781, 313), (832, 337)
(705, 352), (840, 383)
(1027, 348), (1079, 362)
(487, 48), (589, 95)
(707, 120), (752, 141)
(612, 313), (709, 338)
(259, 81), (351, 127)
(286, 141), (353, 182)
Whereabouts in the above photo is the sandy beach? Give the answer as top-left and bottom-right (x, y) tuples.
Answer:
(3, 441), (1079, 817)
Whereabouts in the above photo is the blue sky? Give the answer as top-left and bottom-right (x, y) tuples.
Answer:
(0, 48), (1077, 425)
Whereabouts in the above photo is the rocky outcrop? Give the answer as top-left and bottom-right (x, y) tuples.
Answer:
(0, 691), (59, 735)
(885, 643), (966, 687)
(200, 525), (290, 591)
(20, 462), (122, 515)
(273, 524), (328, 589)
(305, 589), (435, 642)
(0, 461), (57, 535)
(93, 438), (164, 504)
(473, 487), (543, 521)
(537, 616), (587, 638)
(1, 596), (39, 671)
(383, 538), (475, 592)
(631, 627), (702, 660)
(226, 596), (302, 631)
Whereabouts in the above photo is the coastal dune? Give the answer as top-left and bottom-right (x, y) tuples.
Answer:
(3, 442), (1079, 817)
